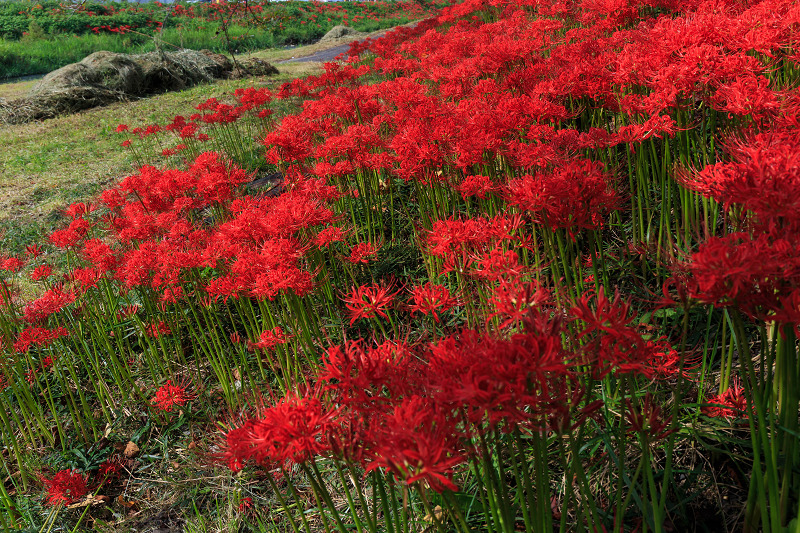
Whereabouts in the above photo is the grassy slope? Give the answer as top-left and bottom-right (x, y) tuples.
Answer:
(0, 59), (327, 256)
(0, 25), (385, 303)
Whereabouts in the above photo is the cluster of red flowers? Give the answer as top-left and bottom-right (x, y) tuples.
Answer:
(678, 124), (800, 329)
(41, 470), (88, 506)
(89, 24), (133, 34)
(151, 379), (195, 412)
(224, 285), (679, 492)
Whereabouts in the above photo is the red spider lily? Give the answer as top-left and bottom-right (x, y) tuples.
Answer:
(489, 279), (551, 328)
(457, 174), (495, 200)
(0, 257), (24, 273)
(249, 327), (289, 350)
(25, 243), (44, 258)
(41, 469), (88, 506)
(151, 379), (195, 412)
(676, 231), (800, 320)
(470, 245), (527, 281)
(678, 129), (800, 226)
(343, 283), (400, 325)
(314, 226), (347, 248)
(224, 391), (338, 468)
(704, 381), (749, 420)
(70, 267), (102, 291)
(408, 283), (460, 323)
(366, 395), (464, 493)
(144, 321), (171, 338)
(30, 265), (53, 281)
(63, 202), (96, 219)
(429, 327), (571, 429)
(506, 159), (619, 238)
(238, 497), (254, 515)
(49, 217), (91, 249)
(96, 458), (123, 482)
(22, 286), (76, 323)
(570, 288), (661, 379)
(347, 242), (380, 264)
(320, 339), (421, 411)
(13, 326), (70, 353)
(424, 215), (523, 262)
(625, 394), (676, 441)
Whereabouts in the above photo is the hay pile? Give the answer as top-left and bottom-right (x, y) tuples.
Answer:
(1, 49), (277, 124)
(319, 25), (366, 43)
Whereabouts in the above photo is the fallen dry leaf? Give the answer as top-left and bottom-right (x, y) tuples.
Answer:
(123, 441), (140, 458)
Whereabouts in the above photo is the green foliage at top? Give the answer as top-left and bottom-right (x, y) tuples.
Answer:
(0, 0), (447, 79)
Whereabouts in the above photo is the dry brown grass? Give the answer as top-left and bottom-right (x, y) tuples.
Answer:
(0, 77), (39, 100)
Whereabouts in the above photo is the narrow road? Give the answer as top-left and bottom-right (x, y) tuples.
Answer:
(277, 28), (396, 64)
(278, 43), (354, 64)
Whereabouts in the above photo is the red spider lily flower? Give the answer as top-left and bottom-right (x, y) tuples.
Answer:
(238, 497), (254, 515)
(648, 344), (701, 381)
(314, 226), (347, 248)
(470, 245), (527, 281)
(429, 326), (570, 429)
(489, 279), (551, 328)
(0, 257), (24, 273)
(703, 381), (749, 420)
(249, 327), (289, 350)
(41, 469), (88, 506)
(63, 202), (96, 219)
(115, 124), (129, 133)
(347, 242), (380, 264)
(82, 239), (119, 272)
(457, 174), (495, 200)
(144, 321), (171, 338)
(343, 283), (400, 325)
(49, 217), (91, 249)
(506, 159), (619, 238)
(22, 286), (76, 322)
(13, 326), (69, 353)
(408, 283), (459, 323)
(320, 339), (420, 411)
(25, 243), (44, 258)
(96, 458), (123, 482)
(570, 288), (660, 379)
(151, 379), (195, 412)
(70, 267), (102, 291)
(423, 215), (524, 274)
(625, 394), (676, 441)
(675, 230), (800, 321)
(366, 395), (463, 493)
(224, 391), (338, 468)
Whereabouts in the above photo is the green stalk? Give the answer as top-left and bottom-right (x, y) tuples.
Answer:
(266, 471), (307, 533)
(302, 461), (351, 533)
(373, 470), (397, 533)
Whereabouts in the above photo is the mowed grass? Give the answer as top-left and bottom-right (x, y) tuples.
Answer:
(0, 60), (322, 257)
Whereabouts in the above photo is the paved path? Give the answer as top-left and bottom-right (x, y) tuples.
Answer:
(278, 43), (354, 64)
(277, 28), (394, 64)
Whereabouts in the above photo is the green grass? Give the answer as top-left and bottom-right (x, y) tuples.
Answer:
(0, 22), (278, 80)
(0, 0), (438, 80)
